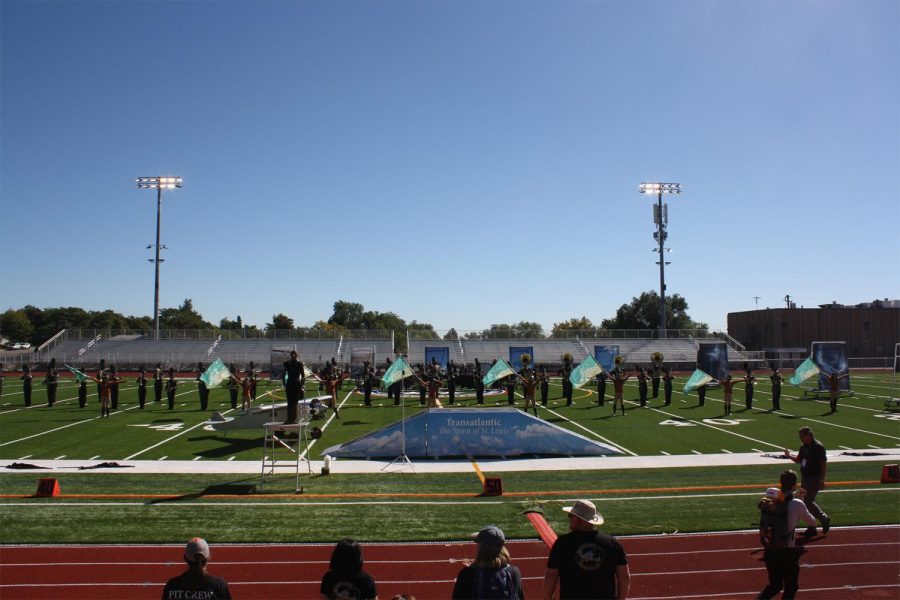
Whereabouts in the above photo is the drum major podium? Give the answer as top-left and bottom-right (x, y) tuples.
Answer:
(260, 421), (312, 492)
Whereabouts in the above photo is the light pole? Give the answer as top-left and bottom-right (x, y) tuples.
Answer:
(136, 176), (183, 340)
(639, 182), (681, 339)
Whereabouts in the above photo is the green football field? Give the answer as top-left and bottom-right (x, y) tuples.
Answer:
(1, 372), (898, 543)
(1, 372), (898, 461)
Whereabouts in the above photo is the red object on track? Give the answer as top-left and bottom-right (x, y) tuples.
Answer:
(525, 510), (558, 547)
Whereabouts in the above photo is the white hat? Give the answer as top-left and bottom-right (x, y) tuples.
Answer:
(563, 499), (604, 525)
(765, 488), (785, 502)
(184, 537), (210, 561)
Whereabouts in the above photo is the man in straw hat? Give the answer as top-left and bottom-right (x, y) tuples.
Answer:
(544, 500), (630, 599)
(162, 537), (231, 599)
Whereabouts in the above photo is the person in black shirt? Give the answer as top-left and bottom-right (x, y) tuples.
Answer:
(596, 371), (607, 406)
(506, 374), (516, 405)
(784, 426), (831, 537)
(136, 366), (148, 409)
(320, 538), (377, 600)
(743, 367), (755, 409)
(227, 364), (239, 409)
(77, 376), (88, 408)
(162, 537), (231, 600)
(770, 366), (783, 411)
(636, 366), (649, 408)
(544, 499), (630, 600)
(362, 360), (375, 407)
(153, 363), (163, 403)
(662, 367), (675, 407)
(447, 361), (456, 405)
(21, 365), (33, 406)
(44, 360), (59, 407)
(283, 351), (306, 423)
(562, 357), (574, 406)
(166, 368), (177, 410)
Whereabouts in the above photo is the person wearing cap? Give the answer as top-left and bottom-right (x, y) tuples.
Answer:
(320, 538), (378, 600)
(543, 500), (629, 600)
(757, 470), (816, 600)
(162, 537), (231, 599)
(452, 525), (524, 599)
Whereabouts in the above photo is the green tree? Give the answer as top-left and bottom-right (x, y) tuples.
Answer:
(601, 291), (708, 331)
(328, 301), (365, 329)
(266, 313), (294, 332)
(159, 299), (212, 329)
(0, 309), (34, 343)
(551, 316), (596, 337)
(443, 328), (459, 340)
(219, 316), (243, 330)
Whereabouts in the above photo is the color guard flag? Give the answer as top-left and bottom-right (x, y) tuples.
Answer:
(482, 358), (516, 387)
(64, 365), (89, 383)
(683, 369), (714, 394)
(789, 358), (821, 385)
(569, 355), (604, 388)
(200, 358), (232, 388)
(381, 357), (414, 390)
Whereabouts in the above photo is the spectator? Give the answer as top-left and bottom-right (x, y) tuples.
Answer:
(162, 537), (231, 599)
(543, 500), (629, 600)
(320, 538), (378, 600)
(452, 525), (524, 599)
(757, 470), (816, 600)
(784, 426), (830, 537)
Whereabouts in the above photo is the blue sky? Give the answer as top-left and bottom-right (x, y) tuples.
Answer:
(2, 0), (898, 334)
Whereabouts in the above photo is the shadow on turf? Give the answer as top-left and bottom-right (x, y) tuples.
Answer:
(186, 435), (260, 458)
(144, 477), (261, 504)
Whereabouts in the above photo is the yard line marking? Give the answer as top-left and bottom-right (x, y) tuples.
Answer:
(121, 402), (229, 460)
(721, 449), (732, 453)
(539, 406), (637, 456)
(89, 455), (100, 460)
(644, 405), (784, 450)
(840, 445), (853, 450)
(17, 455), (31, 460)
(660, 451), (670, 455)
(157, 456), (167, 461)
(227, 456), (236, 461)
(192, 456), (202, 461)
(690, 450), (701, 455)
(0, 386), (136, 414)
(867, 445), (881, 449)
(751, 448), (764, 453)
(53, 455), (66, 459)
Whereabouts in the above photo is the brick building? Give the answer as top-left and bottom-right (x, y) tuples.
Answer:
(727, 300), (900, 358)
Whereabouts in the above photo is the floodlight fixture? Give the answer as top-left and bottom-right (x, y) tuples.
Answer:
(136, 175), (183, 340)
(639, 181), (682, 339)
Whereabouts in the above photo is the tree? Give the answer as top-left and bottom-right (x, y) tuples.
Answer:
(471, 322), (545, 339)
(266, 313), (294, 332)
(443, 328), (459, 340)
(0, 309), (34, 343)
(159, 298), (212, 329)
(551, 316), (596, 337)
(328, 301), (365, 329)
(601, 291), (708, 331)
(219, 316), (243, 330)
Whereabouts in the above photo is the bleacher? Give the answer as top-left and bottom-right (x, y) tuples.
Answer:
(42, 330), (394, 372)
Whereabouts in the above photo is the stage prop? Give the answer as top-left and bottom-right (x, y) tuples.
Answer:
(811, 341), (851, 394)
(594, 345), (620, 372)
(207, 397), (331, 431)
(509, 347), (534, 371)
(424, 346), (450, 370)
(321, 408), (623, 459)
(697, 341), (729, 381)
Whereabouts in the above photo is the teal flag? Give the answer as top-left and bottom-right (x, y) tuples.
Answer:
(789, 358), (820, 385)
(683, 369), (714, 394)
(200, 358), (232, 388)
(64, 364), (89, 383)
(482, 358), (516, 387)
(381, 357), (414, 389)
(570, 355), (604, 388)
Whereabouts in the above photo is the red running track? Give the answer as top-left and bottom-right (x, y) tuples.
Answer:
(1, 527), (898, 599)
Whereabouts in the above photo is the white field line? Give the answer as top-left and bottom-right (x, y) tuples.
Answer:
(539, 405), (637, 456)
(121, 403), (236, 461)
(0, 401), (144, 447)
(299, 388), (356, 460)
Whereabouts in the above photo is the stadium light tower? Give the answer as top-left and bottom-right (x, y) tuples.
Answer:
(136, 176), (183, 341)
(639, 182), (681, 339)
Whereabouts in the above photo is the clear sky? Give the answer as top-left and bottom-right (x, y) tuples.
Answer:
(1, 0), (898, 335)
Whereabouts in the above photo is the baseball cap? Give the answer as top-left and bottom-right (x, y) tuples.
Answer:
(184, 537), (210, 562)
(474, 525), (505, 549)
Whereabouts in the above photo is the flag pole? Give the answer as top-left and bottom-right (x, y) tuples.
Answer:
(383, 353), (414, 472)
